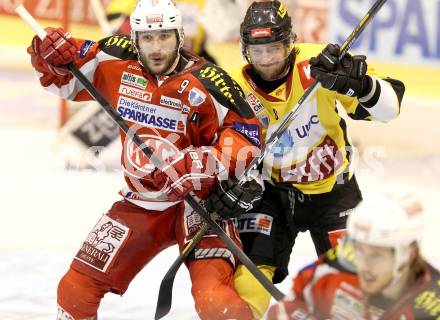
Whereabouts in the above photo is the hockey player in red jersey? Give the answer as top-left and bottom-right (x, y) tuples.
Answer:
(28, 0), (263, 319)
(268, 194), (440, 320)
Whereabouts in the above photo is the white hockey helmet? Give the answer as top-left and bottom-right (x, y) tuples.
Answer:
(130, 0), (184, 50)
(346, 194), (424, 278)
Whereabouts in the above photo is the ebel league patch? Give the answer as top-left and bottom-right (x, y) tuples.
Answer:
(74, 215), (130, 272)
(121, 72), (148, 89)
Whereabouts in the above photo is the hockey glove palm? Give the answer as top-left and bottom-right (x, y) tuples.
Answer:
(310, 43), (368, 97)
(206, 178), (263, 219)
(152, 147), (223, 202)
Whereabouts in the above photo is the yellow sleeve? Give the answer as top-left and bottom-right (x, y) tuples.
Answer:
(234, 264), (276, 319)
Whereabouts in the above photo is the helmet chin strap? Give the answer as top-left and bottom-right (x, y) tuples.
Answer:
(162, 53), (181, 75)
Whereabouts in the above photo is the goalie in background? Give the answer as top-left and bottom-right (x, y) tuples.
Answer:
(268, 194), (440, 320)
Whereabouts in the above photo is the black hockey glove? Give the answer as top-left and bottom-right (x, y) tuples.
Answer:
(310, 43), (369, 97)
(206, 178), (263, 219)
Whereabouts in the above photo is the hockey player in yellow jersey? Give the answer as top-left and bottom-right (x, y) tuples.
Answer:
(206, 1), (405, 318)
(106, 0), (216, 62)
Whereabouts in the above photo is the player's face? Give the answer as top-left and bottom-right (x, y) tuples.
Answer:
(247, 41), (290, 80)
(137, 30), (179, 75)
(353, 242), (395, 295)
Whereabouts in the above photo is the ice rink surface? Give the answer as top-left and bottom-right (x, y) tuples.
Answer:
(1, 65), (439, 319)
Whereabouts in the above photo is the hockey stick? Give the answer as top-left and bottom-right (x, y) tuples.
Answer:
(15, 2), (285, 308)
(90, 0), (113, 36)
(154, 0), (388, 318)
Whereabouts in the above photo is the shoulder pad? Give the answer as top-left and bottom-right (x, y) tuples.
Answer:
(98, 35), (137, 60)
(192, 62), (254, 119)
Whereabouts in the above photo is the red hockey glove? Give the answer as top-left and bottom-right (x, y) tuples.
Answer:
(28, 27), (77, 86)
(152, 147), (224, 202)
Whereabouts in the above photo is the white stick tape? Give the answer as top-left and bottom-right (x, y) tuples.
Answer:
(15, 5), (47, 40)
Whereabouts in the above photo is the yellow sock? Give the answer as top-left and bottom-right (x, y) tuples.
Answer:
(234, 264), (276, 319)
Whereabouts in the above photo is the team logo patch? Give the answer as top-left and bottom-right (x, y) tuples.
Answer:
(118, 84), (152, 102)
(232, 122), (261, 147)
(188, 87), (206, 106)
(74, 215), (130, 273)
(125, 134), (180, 174)
(117, 96), (187, 133)
(273, 129), (294, 157)
(121, 72), (148, 89)
(79, 40), (95, 58)
(258, 114), (270, 128)
(237, 213), (273, 236)
(160, 95), (182, 109)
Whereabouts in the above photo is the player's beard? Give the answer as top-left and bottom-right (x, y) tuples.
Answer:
(139, 48), (179, 76)
(254, 57), (291, 81)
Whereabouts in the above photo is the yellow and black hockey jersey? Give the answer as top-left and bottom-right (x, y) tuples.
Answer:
(231, 43), (404, 194)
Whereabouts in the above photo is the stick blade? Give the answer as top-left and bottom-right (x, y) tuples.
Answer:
(154, 256), (184, 319)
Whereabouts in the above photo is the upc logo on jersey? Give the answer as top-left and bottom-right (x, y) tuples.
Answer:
(117, 96), (186, 133)
(119, 84), (152, 102)
(121, 72), (148, 89)
(75, 215), (130, 272)
(237, 213), (273, 236)
(160, 95), (182, 109)
(188, 88), (206, 106)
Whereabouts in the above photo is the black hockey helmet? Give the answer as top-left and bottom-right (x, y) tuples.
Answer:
(240, 1), (294, 46)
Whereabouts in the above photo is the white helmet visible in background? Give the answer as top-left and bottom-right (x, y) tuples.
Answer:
(130, 0), (184, 51)
(345, 194), (424, 279)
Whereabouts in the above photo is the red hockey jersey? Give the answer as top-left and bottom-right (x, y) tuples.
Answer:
(30, 35), (261, 210)
(268, 247), (440, 320)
